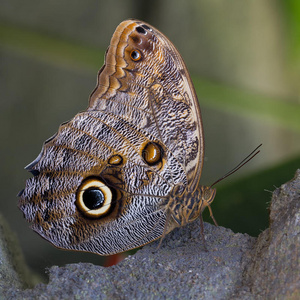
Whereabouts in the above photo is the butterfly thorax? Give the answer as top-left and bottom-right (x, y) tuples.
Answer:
(168, 185), (216, 227)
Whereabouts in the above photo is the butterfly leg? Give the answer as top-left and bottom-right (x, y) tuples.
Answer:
(207, 205), (218, 226)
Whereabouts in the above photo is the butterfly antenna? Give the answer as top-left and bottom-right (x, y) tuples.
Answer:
(210, 144), (262, 188)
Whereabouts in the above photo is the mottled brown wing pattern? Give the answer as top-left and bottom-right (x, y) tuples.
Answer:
(89, 20), (204, 186)
(19, 19), (211, 255)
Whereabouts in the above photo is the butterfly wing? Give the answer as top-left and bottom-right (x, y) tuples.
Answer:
(89, 20), (204, 188)
(19, 20), (204, 255)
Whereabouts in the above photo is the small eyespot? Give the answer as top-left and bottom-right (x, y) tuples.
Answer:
(130, 49), (142, 61)
(76, 178), (112, 218)
(136, 26), (147, 35)
(108, 154), (123, 166)
(142, 142), (163, 166)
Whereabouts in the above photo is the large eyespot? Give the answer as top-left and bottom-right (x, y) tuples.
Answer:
(130, 49), (142, 61)
(76, 178), (112, 218)
(142, 142), (163, 166)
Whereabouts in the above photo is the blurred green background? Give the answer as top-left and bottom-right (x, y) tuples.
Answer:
(0, 0), (299, 279)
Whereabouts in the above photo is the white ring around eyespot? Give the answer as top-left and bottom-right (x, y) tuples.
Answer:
(76, 178), (112, 218)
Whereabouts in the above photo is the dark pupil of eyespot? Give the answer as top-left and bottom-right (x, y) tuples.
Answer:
(83, 188), (104, 210)
(136, 26), (146, 34)
(131, 50), (140, 60)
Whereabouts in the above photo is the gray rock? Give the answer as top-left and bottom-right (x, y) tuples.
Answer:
(235, 169), (300, 299)
(2, 170), (300, 299)
(0, 214), (34, 298)
(7, 224), (255, 300)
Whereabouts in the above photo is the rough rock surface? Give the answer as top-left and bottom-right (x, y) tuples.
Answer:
(1, 170), (299, 299)
(235, 169), (300, 299)
(0, 214), (33, 297)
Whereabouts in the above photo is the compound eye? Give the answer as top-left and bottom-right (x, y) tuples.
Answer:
(76, 178), (112, 218)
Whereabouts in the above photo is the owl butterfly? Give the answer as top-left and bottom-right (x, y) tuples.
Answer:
(19, 19), (259, 255)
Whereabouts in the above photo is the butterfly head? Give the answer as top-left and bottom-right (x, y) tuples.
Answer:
(199, 186), (216, 208)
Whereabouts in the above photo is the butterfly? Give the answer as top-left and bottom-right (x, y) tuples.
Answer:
(19, 19), (255, 256)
